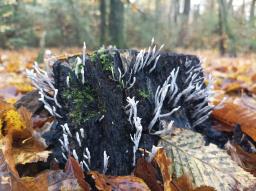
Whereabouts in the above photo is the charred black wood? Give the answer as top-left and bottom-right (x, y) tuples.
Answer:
(40, 48), (214, 176)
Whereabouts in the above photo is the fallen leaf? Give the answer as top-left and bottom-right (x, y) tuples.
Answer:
(225, 142), (256, 176)
(134, 158), (163, 191)
(212, 97), (256, 141)
(89, 171), (151, 191)
(32, 115), (53, 129)
(193, 186), (217, 191)
(0, 104), (47, 177)
(170, 174), (216, 191)
(154, 148), (172, 191)
(171, 174), (193, 191)
(0, 150), (29, 191)
(222, 81), (243, 93)
(159, 128), (256, 191)
(64, 156), (91, 191)
(13, 149), (51, 165)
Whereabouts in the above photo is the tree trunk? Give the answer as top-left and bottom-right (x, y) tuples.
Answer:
(218, 0), (226, 56)
(177, 0), (190, 47)
(109, 0), (125, 48)
(193, 4), (200, 22)
(171, 0), (180, 24)
(183, 0), (190, 21)
(100, 0), (106, 46)
(250, 0), (256, 25)
(154, 0), (162, 37)
(218, 0), (236, 57)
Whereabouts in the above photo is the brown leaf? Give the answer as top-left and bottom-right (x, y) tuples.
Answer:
(32, 115), (53, 129)
(170, 175), (216, 191)
(226, 142), (256, 176)
(13, 149), (51, 165)
(11, 173), (48, 191)
(134, 158), (163, 191)
(1, 106), (47, 176)
(222, 81), (244, 93)
(65, 156), (91, 191)
(89, 171), (112, 191)
(0, 150), (29, 191)
(153, 148), (172, 191)
(193, 186), (217, 191)
(170, 174), (193, 191)
(47, 169), (84, 191)
(212, 97), (256, 141)
(89, 171), (151, 191)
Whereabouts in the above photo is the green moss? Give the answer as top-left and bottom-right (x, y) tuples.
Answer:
(100, 53), (113, 72)
(138, 89), (150, 99)
(90, 49), (113, 73)
(90, 51), (97, 62)
(63, 85), (97, 124)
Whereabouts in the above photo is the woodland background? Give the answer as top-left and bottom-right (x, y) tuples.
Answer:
(0, 1), (256, 190)
(0, 0), (256, 57)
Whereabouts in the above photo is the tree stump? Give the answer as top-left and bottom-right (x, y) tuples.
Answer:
(33, 46), (213, 176)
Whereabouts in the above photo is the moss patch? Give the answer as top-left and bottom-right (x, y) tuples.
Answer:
(63, 85), (97, 124)
(138, 89), (150, 99)
(90, 49), (113, 73)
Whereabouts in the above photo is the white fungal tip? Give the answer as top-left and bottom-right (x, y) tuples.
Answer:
(72, 149), (79, 161)
(76, 132), (82, 147)
(103, 150), (110, 174)
(80, 128), (85, 138)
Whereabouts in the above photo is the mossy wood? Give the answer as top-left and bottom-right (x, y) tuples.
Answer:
(42, 48), (211, 176)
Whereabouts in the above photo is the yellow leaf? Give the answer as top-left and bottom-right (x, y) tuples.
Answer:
(4, 109), (26, 133)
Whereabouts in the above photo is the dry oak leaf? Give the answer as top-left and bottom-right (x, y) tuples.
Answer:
(0, 150), (83, 191)
(158, 128), (256, 191)
(134, 158), (163, 191)
(13, 149), (51, 165)
(0, 150), (39, 191)
(225, 142), (256, 176)
(171, 174), (216, 191)
(0, 104), (47, 176)
(212, 97), (256, 141)
(64, 156), (91, 191)
(153, 148), (173, 191)
(89, 171), (151, 191)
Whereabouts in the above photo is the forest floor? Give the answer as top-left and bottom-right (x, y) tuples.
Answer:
(0, 48), (256, 190)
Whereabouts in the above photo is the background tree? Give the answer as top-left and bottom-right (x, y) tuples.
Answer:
(250, 0), (256, 26)
(0, 0), (255, 55)
(109, 0), (125, 48)
(99, 0), (106, 46)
